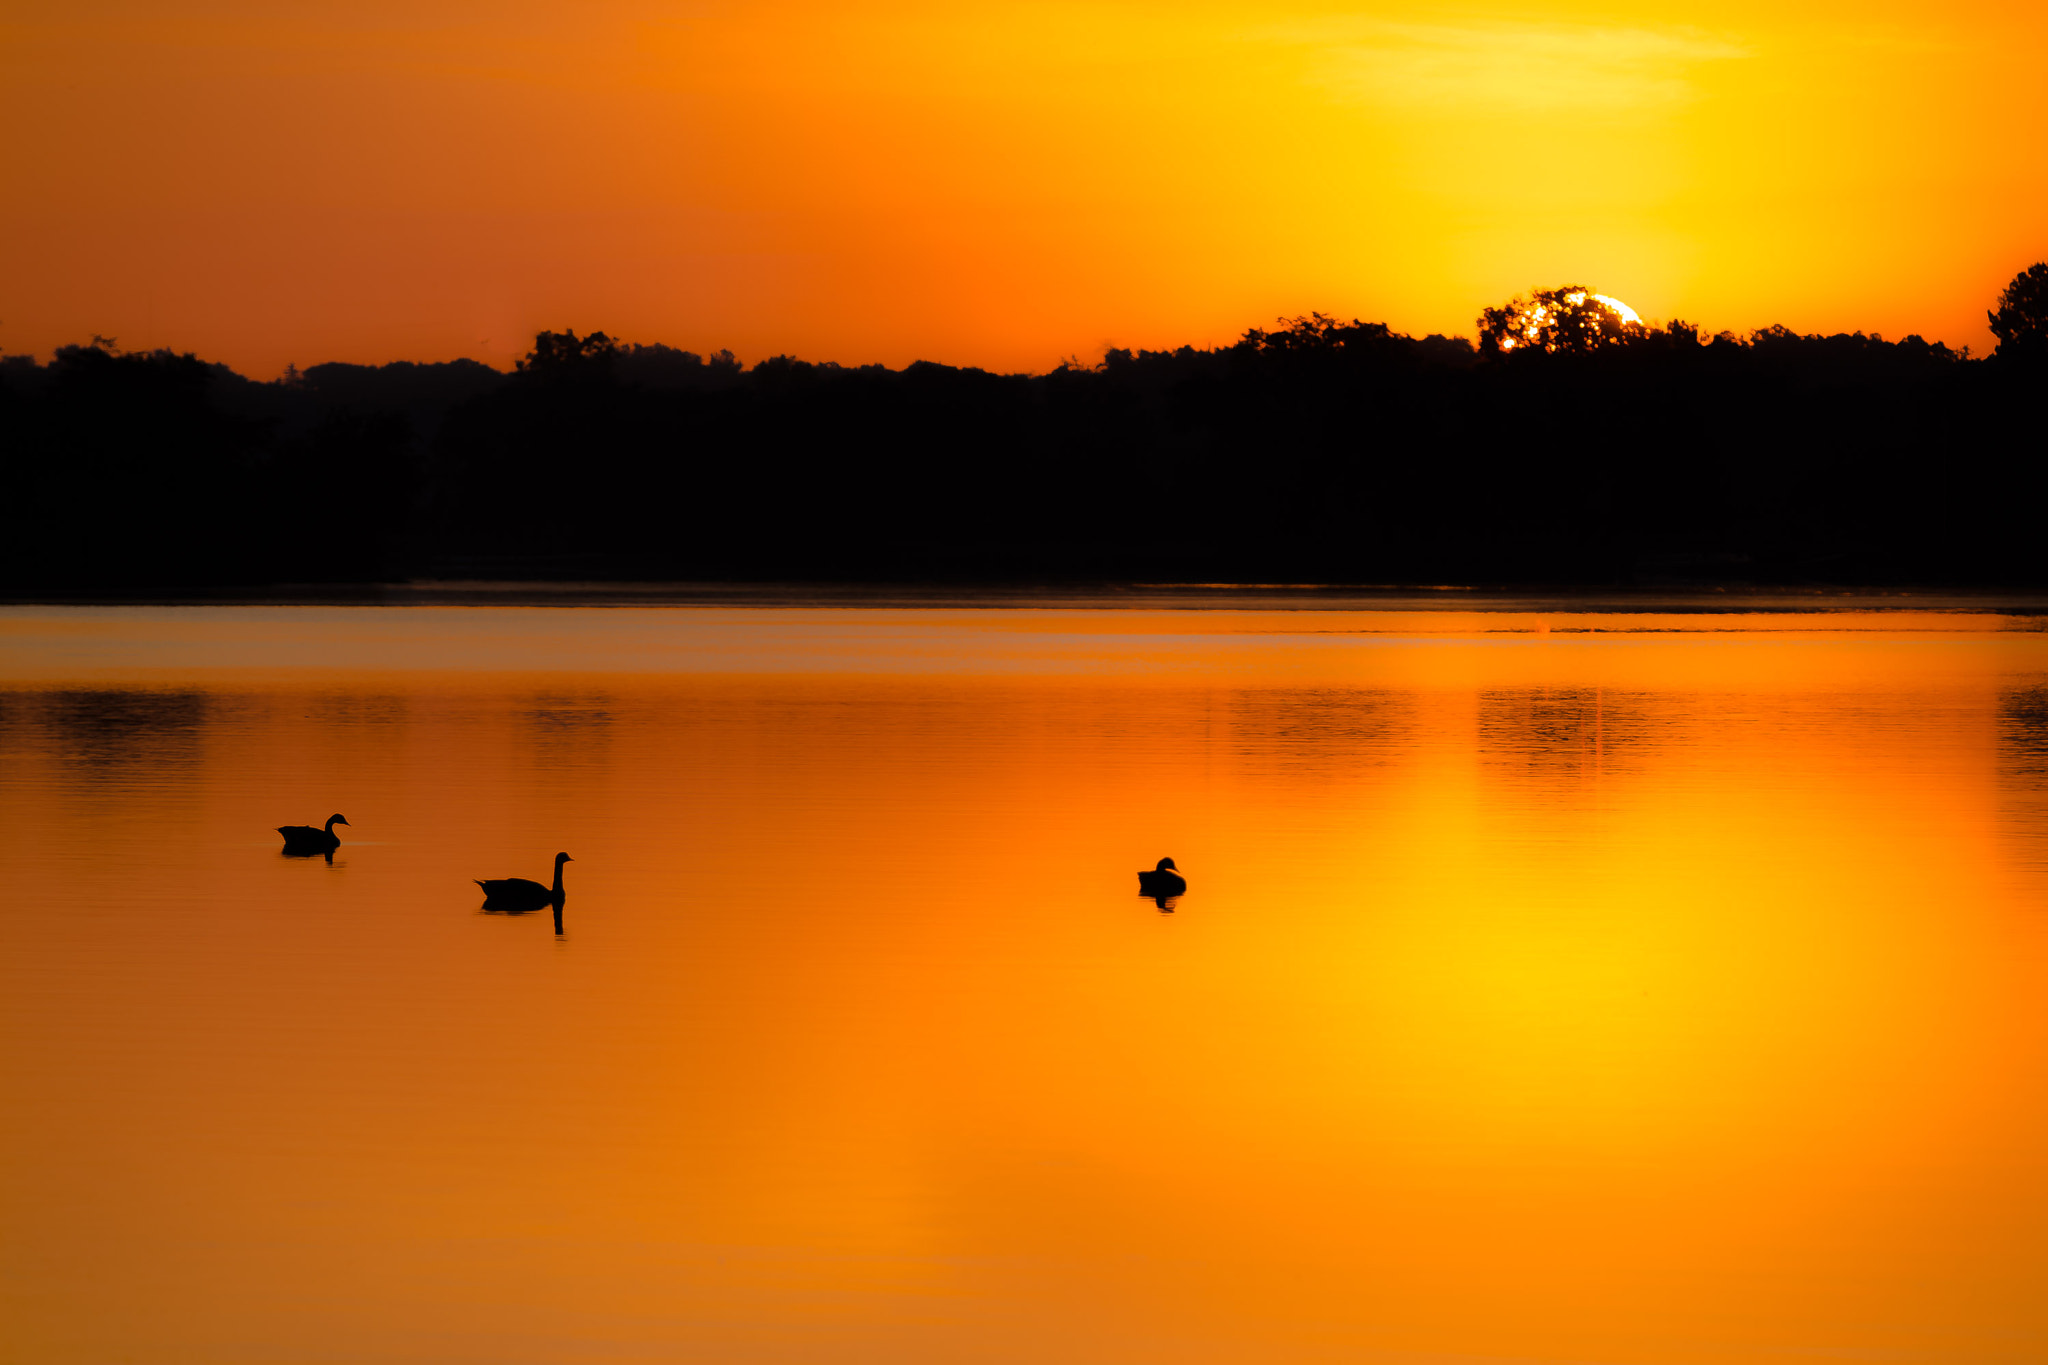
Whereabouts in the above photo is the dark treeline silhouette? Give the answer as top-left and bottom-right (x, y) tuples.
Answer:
(5, 271), (2046, 591)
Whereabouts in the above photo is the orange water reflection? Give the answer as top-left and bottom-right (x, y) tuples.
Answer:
(1, 608), (2043, 1363)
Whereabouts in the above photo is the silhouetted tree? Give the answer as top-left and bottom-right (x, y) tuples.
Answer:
(1478, 285), (1647, 355)
(1990, 263), (2048, 362)
(616, 344), (744, 392)
(0, 342), (266, 586)
(517, 330), (620, 383)
(1235, 313), (1395, 355)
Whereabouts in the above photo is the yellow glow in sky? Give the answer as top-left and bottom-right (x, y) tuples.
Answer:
(2, 0), (2044, 373)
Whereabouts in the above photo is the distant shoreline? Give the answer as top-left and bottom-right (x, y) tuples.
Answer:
(10, 316), (2047, 596)
(8, 581), (2048, 614)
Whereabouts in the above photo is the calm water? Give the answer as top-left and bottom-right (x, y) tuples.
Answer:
(2, 606), (2044, 1364)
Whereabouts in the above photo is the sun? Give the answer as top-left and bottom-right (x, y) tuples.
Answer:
(1586, 293), (1641, 324)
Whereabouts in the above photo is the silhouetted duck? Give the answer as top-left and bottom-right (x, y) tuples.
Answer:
(477, 853), (572, 912)
(278, 814), (348, 856)
(1138, 857), (1186, 898)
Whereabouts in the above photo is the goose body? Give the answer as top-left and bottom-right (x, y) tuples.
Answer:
(477, 853), (572, 912)
(279, 813), (348, 855)
(1137, 857), (1187, 898)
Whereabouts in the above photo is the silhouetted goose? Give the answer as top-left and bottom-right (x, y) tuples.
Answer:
(477, 853), (572, 912)
(279, 814), (348, 856)
(1137, 857), (1186, 898)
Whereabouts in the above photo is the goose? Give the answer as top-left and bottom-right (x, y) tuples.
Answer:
(1137, 857), (1186, 898)
(477, 853), (572, 912)
(279, 814), (348, 856)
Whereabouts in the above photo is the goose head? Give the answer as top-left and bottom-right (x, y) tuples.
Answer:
(1155, 857), (1177, 871)
(555, 852), (574, 866)
(326, 814), (350, 830)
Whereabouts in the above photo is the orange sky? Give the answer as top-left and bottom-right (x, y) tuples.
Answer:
(3, 0), (2045, 375)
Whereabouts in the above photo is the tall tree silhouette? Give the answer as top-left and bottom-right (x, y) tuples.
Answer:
(1989, 263), (2048, 362)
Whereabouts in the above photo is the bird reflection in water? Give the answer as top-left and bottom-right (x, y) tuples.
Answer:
(1138, 856), (1186, 912)
(476, 852), (573, 936)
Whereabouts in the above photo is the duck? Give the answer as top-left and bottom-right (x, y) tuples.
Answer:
(1137, 857), (1187, 898)
(278, 814), (348, 856)
(477, 853), (572, 913)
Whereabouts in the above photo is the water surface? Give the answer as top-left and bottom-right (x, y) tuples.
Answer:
(2, 606), (2044, 1363)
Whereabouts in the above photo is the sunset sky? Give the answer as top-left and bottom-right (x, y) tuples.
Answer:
(4, 0), (2044, 374)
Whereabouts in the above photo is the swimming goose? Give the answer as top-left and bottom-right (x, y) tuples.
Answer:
(477, 853), (572, 912)
(1137, 857), (1186, 898)
(279, 814), (348, 855)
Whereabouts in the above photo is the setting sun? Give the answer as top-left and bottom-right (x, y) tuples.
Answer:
(1590, 294), (1641, 324)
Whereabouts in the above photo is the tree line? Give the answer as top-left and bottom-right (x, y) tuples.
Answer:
(3, 270), (2045, 590)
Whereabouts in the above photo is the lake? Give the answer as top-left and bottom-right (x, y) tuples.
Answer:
(2, 603), (2043, 1363)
